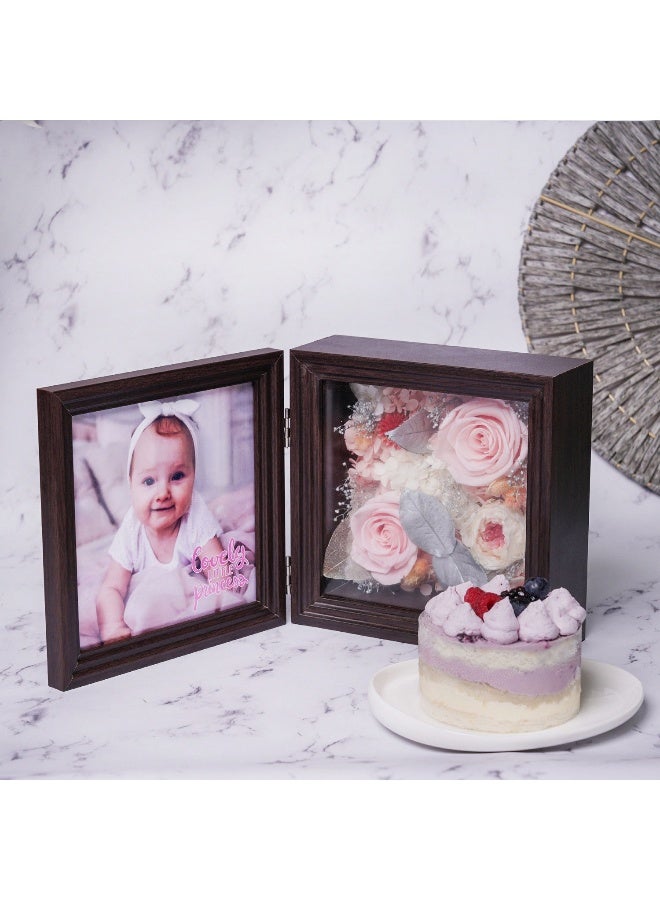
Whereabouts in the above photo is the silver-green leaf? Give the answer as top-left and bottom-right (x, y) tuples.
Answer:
(399, 490), (457, 557)
(433, 543), (487, 587)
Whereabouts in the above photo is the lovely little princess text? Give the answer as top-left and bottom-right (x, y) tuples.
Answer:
(191, 539), (249, 607)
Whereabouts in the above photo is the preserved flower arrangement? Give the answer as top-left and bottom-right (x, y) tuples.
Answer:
(322, 384), (529, 598)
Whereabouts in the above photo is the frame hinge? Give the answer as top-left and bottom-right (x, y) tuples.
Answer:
(284, 407), (291, 448)
(285, 554), (292, 594)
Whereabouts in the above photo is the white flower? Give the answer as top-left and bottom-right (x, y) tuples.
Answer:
(372, 447), (432, 492)
(460, 501), (526, 571)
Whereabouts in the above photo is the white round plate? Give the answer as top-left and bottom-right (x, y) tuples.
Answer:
(368, 658), (644, 752)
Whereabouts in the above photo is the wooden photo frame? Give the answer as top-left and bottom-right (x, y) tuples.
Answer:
(290, 335), (593, 644)
(37, 349), (285, 690)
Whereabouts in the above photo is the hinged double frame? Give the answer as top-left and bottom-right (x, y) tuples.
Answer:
(38, 335), (593, 689)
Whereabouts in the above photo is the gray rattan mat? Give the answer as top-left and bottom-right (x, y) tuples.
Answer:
(519, 120), (660, 495)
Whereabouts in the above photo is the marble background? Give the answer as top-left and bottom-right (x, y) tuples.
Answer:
(1, 120), (658, 779)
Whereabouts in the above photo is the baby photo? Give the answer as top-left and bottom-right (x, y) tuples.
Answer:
(73, 384), (256, 648)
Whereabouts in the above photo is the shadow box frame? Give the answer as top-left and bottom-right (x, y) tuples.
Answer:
(289, 335), (593, 644)
(37, 349), (285, 691)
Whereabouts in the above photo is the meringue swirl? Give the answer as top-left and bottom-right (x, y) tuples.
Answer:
(481, 597), (519, 644)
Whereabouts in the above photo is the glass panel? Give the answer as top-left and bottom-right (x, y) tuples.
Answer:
(73, 383), (256, 649)
(322, 381), (528, 610)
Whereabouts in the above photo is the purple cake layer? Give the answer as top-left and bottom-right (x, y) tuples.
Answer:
(418, 642), (579, 696)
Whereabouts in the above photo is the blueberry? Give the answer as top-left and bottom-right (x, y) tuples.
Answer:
(524, 576), (550, 600)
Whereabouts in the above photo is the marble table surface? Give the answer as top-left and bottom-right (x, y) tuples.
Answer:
(2, 453), (658, 780)
(1, 120), (658, 779)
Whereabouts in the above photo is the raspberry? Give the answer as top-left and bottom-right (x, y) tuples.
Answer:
(464, 587), (501, 620)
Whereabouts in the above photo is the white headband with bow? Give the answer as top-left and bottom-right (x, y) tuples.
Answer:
(127, 399), (200, 479)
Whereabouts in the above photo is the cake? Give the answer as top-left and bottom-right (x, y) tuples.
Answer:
(418, 576), (586, 733)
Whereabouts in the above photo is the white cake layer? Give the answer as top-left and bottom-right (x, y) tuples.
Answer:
(419, 612), (580, 671)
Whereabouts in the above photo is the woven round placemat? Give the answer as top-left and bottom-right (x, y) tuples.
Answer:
(519, 120), (660, 495)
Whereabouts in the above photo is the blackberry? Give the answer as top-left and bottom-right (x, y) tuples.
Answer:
(500, 585), (534, 617)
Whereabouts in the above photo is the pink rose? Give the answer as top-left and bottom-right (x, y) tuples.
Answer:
(349, 491), (417, 585)
(430, 398), (527, 488)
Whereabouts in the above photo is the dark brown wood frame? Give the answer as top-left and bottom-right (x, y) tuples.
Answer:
(37, 349), (285, 690)
(290, 335), (592, 644)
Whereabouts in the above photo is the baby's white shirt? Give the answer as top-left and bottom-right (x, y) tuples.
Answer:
(108, 491), (220, 574)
